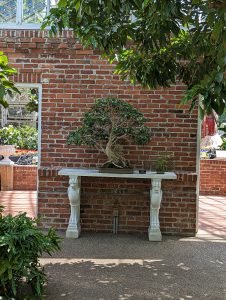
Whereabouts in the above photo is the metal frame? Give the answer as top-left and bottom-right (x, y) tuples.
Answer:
(14, 83), (42, 218)
(0, 0), (52, 29)
(1, 89), (37, 128)
(15, 83), (42, 169)
(196, 97), (202, 233)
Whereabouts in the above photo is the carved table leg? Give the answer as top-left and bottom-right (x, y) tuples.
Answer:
(66, 176), (81, 238)
(148, 178), (163, 241)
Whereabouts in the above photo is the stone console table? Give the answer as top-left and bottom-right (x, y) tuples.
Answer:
(58, 168), (177, 241)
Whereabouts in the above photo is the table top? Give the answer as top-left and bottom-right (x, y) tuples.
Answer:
(58, 168), (177, 180)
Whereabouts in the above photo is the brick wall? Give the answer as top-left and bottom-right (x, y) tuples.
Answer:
(13, 165), (37, 190)
(38, 169), (197, 235)
(0, 29), (199, 236)
(200, 159), (226, 195)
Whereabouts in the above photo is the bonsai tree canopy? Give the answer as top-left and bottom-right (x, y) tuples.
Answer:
(67, 97), (150, 168)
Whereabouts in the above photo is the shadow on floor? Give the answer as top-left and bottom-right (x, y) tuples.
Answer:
(41, 233), (226, 300)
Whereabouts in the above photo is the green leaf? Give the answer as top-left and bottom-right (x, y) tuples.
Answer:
(0, 99), (9, 109)
(0, 262), (9, 276)
(215, 72), (223, 83)
(75, 0), (81, 11)
(57, 0), (67, 8)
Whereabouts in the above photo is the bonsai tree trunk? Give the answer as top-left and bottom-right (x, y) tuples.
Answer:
(104, 139), (127, 168)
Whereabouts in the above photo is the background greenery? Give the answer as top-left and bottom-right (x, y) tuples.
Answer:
(0, 125), (38, 150)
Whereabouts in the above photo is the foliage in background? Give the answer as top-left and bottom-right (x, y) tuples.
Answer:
(67, 97), (150, 168)
(0, 52), (20, 108)
(220, 140), (226, 150)
(0, 125), (38, 150)
(218, 108), (226, 151)
(43, 0), (226, 117)
(0, 206), (61, 299)
(218, 108), (226, 126)
(25, 88), (39, 113)
(218, 108), (226, 140)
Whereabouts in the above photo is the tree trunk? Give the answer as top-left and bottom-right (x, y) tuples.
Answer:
(104, 141), (127, 168)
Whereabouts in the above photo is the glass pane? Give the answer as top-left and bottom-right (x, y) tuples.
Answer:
(2, 87), (38, 128)
(23, 0), (47, 23)
(0, 0), (17, 23)
(50, 0), (58, 8)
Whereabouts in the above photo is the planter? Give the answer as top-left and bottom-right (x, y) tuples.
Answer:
(99, 168), (134, 174)
(9, 153), (37, 165)
(0, 145), (15, 165)
(3, 149), (39, 165)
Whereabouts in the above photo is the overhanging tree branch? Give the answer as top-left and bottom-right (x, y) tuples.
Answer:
(0, 52), (20, 108)
(42, 0), (226, 116)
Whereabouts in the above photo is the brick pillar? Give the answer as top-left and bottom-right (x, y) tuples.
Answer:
(0, 165), (14, 191)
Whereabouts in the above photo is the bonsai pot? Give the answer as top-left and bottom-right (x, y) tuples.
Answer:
(99, 162), (133, 174)
(99, 167), (134, 174)
(156, 171), (165, 174)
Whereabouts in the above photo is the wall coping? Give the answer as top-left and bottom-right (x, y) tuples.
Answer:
(14, 165), (38, 168)
(200, 158), (226, 163)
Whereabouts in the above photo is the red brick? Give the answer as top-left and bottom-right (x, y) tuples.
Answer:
(13, 166), (37, 190)
(0, 28), (199, 236)
(200, 159), (226, 195)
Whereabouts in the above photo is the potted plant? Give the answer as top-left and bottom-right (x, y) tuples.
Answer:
(153, 153), (173, 174)
(67, 97), (150, 172)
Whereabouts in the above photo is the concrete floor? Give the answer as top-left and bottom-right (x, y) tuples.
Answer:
(41, 232), (226, 300)
(0, 191), (226, 299)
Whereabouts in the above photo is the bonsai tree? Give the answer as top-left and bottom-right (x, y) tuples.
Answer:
(67, 97), (150, 168)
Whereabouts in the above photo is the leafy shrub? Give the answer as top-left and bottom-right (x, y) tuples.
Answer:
(0, 125), (38, 150)
(25, 88), (39, 113)
(220, 140), (226, 150)
(0, 206), (61, 299)
(153, 153), (174, 173)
